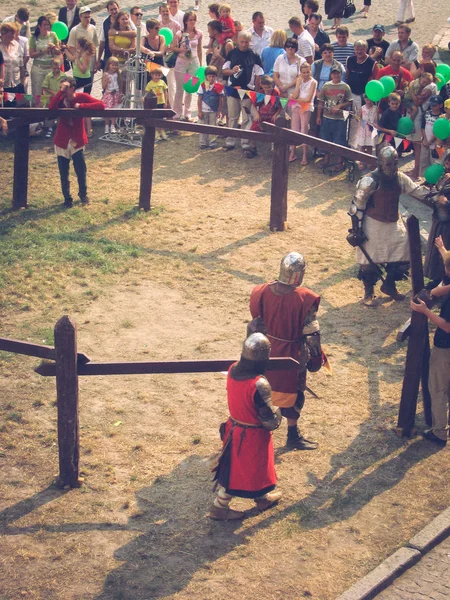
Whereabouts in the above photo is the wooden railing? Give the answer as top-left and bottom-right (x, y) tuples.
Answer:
(0, 319), (298, 488)
(0, 95), (377, 231)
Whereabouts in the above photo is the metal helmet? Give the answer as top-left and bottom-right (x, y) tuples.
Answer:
(241, 333), (271, 361)
(377, 146), (398, 179)
(278, 252), (306, 286)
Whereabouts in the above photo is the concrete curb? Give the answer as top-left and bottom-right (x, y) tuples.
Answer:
(335, 507), (450, 600)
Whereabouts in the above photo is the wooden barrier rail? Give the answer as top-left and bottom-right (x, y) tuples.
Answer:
(1, 316), (299, 488)
(1, 96), (379, 230)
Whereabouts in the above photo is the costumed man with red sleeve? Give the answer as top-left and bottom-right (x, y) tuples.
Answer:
(209, 333), (282, 521)
(49, 77), (105, 207)
(249, 252), (323, 451)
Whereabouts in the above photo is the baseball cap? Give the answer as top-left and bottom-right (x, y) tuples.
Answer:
(372, 24), (385, 32)
(429, 95), (444, 105)
(79, 6), (92, 14)
(330, 66), (341, 73)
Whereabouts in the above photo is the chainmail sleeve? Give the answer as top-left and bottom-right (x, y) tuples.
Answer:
(302, 304), (322, 372)
(254, 376), (282, 431)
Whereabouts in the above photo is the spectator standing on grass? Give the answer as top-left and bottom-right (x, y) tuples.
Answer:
(97, 1), (136, 71)
(170, 10), (202, 121)
(316, 65), (352, 170)
(385, 25), (419, 71)
(346, 40), (375, 149)
(49, 77), (105, 208)
(2, 8), (30, 39)
(248, 12), (273, 57)
(145, 67), (169, 141)
(0, 22), (25, 105)
(29, 17), (60, 101)
(306, 14), (330, 61)
(222, 31), (263, 152)
(288, 17), (314, 65)
(102, 57), (123, 134)
(261, 30), (286, 76)
(332, 27), (354, 76)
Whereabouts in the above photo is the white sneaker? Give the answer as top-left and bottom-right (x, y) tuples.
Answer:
(104, 124), (110, 134)
(110, 125), (116, 134)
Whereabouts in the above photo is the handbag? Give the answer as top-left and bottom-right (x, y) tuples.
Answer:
(343, 0), (356, 18)
(164, 51), (177, 68)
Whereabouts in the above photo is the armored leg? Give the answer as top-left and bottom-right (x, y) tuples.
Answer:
(358, 264), (381, 305)
(282, 392), (318, 451)
(381, 262), (409, 301)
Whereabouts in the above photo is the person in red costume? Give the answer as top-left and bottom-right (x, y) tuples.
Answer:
(48, 77), (105, 207)
(209, 332), (282, 521)
(249, 252), (323, 450)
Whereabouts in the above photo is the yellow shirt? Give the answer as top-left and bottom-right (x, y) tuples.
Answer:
(145, 79), (168, 105)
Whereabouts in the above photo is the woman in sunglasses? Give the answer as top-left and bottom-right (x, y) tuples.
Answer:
(273, 38), (305, 98)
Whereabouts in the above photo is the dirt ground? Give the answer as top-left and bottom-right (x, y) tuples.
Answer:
(1, 129), (450, 600)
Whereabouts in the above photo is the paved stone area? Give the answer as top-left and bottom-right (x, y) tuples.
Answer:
(375, 536), (450, 600)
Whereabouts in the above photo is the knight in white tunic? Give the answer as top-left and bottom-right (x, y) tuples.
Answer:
(347, 146), (426, 305)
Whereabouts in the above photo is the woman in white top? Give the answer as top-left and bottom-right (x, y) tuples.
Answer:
(170, 10), (202, 121)
(273, 38), (305, 98)
(0, 22), (25, 101)
(29, 16), (60, 99)
(289, 62), (317, 164)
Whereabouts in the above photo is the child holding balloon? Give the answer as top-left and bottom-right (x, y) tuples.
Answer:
(355, 95), (378, 169)
(197, 65), (224, 148)
(420, 95), (445, 176)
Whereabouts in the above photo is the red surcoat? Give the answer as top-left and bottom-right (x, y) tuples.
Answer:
(250, 283), (320, 407)
(222, 367), (277, 497)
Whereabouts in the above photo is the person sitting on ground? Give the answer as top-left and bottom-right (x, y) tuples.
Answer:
(316, 65), (352, 170)
(49, 77), (105, 208)
(209, 332), (282, 521)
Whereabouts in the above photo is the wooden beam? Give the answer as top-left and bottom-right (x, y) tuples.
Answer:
(0, 336), (89, 363)
(261, 122), (378, 167)
(54, 316), (80, 488)
(0, 107), (175, 120)
(35, 356), (298, 377)
(147, 117), (274, 142)
(270, 116), (289, 231)
(12, 120), (30, 209)
(396, 215), (429, 437)
(139, 94), (157, 211)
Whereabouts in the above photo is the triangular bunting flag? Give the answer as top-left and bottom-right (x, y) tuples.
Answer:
(246, 90), (256, 103)
(24, 94), (32, 101)
(385, 134), (392, 142)
(279, 97), (288, 108)
(191, 76), (199, 86)
(183, 73), (191, 84)
(342, 110), (349, 120)
(264, 94), (271, 105)
(256, 92), (265, 103)
(402, 139), (411, 151)
(213, 83), (224, 93)
(436, 146), (445, 159)
(287, 99), (297, 107)
(161, 66), (170, 77)
(371, 128), (378, 139)
(394, 137), (403, 149)
(15, 93), (24, 101)
(237, 89), (246, 99)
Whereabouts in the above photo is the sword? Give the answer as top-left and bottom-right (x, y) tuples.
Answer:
(305, 385), (319, 399)
(357, 242), (385, 283)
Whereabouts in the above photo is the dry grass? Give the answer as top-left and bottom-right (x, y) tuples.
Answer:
(1, 130), (450, 600)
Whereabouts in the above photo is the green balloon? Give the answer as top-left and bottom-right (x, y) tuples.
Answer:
(433, 118), (450, 140)
(195, 66), (207, 84)
(424, 164), (445, 185)
(159, 27), (174, 45)
(436, 63), (450, 83)
(51, 21), (69, 40)
(183, 78), (201, 94)
(436, 73), (446, 91)
(379, 75), (395, 97)
(397, 116), (414, 135)
(365, 80), (385, 102)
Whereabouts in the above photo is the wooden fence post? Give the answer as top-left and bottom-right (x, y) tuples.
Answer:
(270, 116), (289, 232)
(396, 215), (430, 436)
(54, 316), (80, 488)
(139, 94), (158, 211)
(12, 120), (30, 210)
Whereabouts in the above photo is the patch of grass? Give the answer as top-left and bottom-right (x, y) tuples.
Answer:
(7, 412), (24, 423)
(121, 320), (134, 329)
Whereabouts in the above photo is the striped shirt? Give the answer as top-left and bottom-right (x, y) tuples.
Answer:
(332, 42), (354, 69)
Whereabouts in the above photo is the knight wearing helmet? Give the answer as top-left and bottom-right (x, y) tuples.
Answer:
(209, 333), (282, 521)
(249, 252), (322, 451)
(348, 146), (428, 305)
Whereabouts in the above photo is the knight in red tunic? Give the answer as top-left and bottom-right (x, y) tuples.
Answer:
(249, 252), (323, 451)
(209, 333), (282, 521)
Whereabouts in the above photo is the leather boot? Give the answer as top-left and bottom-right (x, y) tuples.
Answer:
(255, 490), (282, 511)
(380, 279), (405, 301)
(208, 505), (245, 521)
(286, 427), (318, 450)
(362, 282), (375, 306)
